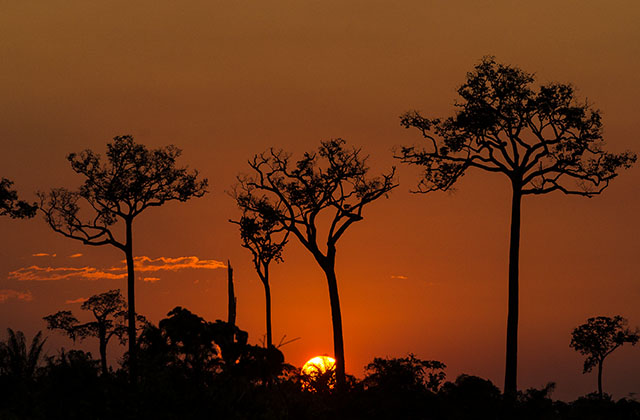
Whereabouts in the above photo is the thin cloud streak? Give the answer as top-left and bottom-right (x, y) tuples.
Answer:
(0, 289), (33, 303)
(69, 253), (83, 258)
(391, 275), (409, 280)
(65, 297), (88, 304)
(9, 266), (127, 281)
(132, 256), (226, 272)
(143, 277), (160, 283)
(32, 253), (56, 257)
(9, 256), (225, 282)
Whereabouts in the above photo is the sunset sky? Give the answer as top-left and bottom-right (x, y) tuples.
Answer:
(1, 1), (639, 400)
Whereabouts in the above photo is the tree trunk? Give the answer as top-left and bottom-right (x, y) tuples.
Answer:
(99, 327), (108, 376)
(262, 265), (273, 348)
(598, 359), (603, 398)
(125, 218), (137, 384)
(504, 184), (522, 397)
(321, 260), (346, 391)
(228, 260), (236, 327)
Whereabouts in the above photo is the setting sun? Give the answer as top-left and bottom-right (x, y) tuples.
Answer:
(301, 355), (337, 391)
(302, 355), (336, 376)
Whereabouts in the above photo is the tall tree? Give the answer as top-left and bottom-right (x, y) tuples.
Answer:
(570, 315), (639, 398)
(38, 136), (207, 382)
(396, 57), (636, 396)
(1, 178), (37, 219)
(230, 199), (288, 348)
(43, 289), (145, 376)
(235, 138), (397, 389)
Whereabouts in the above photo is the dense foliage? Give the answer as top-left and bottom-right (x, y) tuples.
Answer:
(1, 312), (638, 420)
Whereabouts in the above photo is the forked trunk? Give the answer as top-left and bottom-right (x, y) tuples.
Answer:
(125, 218), (137, 384)
(504, 183), (522, 397)
(320, 260), (346, 391)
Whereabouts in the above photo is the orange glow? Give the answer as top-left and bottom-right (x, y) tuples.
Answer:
(301, 356), (336, 391)
(302, 355), (336, 376)
(0, 1), (639, 401)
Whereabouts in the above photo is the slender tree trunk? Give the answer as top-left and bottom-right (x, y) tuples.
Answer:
(598, 359), (603, 398)
(262, 265), (273, 348)
(98, 325), (108, 376)
(321, 259), (346, 391)
(125, 218), (137, 384)
(504, 184), (522, 397)
(228, 260), (236, 327)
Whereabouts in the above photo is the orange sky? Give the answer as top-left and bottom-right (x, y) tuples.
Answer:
(1, 1), (639, 400)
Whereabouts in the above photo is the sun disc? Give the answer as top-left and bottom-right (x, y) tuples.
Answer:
(302, 355), (336, 376)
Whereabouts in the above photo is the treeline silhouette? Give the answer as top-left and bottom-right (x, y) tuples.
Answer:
(1, 310), (639, 419)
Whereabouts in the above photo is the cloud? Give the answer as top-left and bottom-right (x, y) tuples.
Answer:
(9, 256), (225, 282)
(65, 297), (88, 304)
(9, 266), (127, 282)
(32, 253), (56, 257)
(132, 256), (226, 272)
(391, 275), (408, 280)
(69, 253), (83, 258)
(0, 289), (33, 303)
(143, 277), (160, 283)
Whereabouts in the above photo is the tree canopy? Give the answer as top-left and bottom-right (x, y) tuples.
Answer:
(39, 135), (208, 250)
(0, 178), (36, 219)
(397, 56), (636, 196)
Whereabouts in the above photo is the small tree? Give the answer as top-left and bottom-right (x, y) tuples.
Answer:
(396, 57), (636, 396)
(1, 178), (36, 219)
(0, 329), (46, 381)
(44, 289), (145, 376)
(230, 199), (288, 348)
(235, 138), (397, 389)
(570, 315), (639, 398)
(39, 136), (207, 382)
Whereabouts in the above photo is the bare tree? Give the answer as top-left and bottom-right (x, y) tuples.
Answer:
(44, 289), (146, 376)
(235, 138), (397, 389)
(1, 178), (36, 219)
(570, 315), (639, 398)
(38, 136), (207, 382)
(396, 57), (636, 396)
(230, 199), (288, 348)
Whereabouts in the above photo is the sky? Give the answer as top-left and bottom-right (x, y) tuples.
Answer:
(1, 1), (639, 400)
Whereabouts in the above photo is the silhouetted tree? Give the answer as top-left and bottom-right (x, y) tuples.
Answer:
(38, 136), (208, 382)
(235, 139), (397, 389)
(570, 315), (639, 398)
(43, 289), (145, 376)
(363, 354), (446, 393)
(396, 57), (636, 396)
(138, 306), (285, 385)
(156, 306), (221, 378)
(230, 200), (288, 348)
(0, 178), (36, 219)
(440, 374), (503, 418)
(0, 329), (46, 381)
